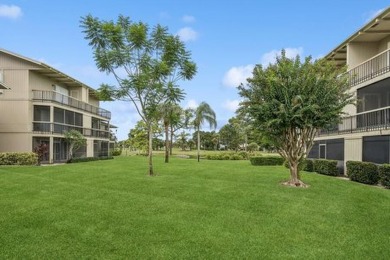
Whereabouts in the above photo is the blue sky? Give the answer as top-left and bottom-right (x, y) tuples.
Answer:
(1, 0), (389, 140)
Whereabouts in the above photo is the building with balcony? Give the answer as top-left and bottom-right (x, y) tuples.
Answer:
(308, 7), (390, 170)
(0, 48), (113, 163)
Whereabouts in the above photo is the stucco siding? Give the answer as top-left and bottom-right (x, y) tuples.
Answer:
(0, 133), (32, 152)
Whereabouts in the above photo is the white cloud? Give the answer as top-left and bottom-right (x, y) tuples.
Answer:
(222, 64), (254, 88)
(0, 4), (22, 19)
(177, 27), (198, 42)
(223, 99), (240, 112)
(365, 8), (384, 23)
(182, 15), (195, 23)
(261, 47), (304, 67)
(185, 99), (198, 109)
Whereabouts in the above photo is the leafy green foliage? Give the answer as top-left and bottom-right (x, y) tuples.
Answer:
(239, 50), (354, 183)
(250, 156), (284, 166)
(378, 164), (390, 188)
(192, 131), (219, 151)
(205, 152), (249, 160)
(81, 15), (196, 175)
(68, 156), (114, 163)
(219, 120), (241, 151)
(0, 152), (38, 165)
(64, 130), (87, 160)
(346, 161), (379, 185)
(127, 120), (162, 153)
(313, 159), (339, 176)
(304, 159), (314, 172)
(111, 149), (122, 156)
(189, 102), (217, 162)
(247, 142), (259, 153)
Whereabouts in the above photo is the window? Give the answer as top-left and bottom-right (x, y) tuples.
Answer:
(53, 107), (83, 133)
(75, 113), (83, 127)
(92, 117), (99, 129)
(319, 144), (326, 159)
(65, 110), (74, 125)
(363, 135), (390, 164)
(33, 106), (50, 122)
(54, 107), (64, 123)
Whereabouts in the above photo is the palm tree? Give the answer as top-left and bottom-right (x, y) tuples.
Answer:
(192, 102), (217, 162)
(158, 103), (182, 163)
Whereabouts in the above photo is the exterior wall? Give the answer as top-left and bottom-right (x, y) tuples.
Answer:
(344, 137), (362, 169)
(88, 95), (99, 107)
(29, 71), (55, 92)
(86, 139), (94, 157)
(378, 35), (390, 52)
(0, 50), (112, 163)
(0, 52), (40, 70)
(0, 133), (32, 152)
(347, 42), (379, 68)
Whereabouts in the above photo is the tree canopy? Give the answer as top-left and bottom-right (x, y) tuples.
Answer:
(239, 50), (354, 186)
(64, 130), (87, 161)
(81, 15), (197, 175)
(190, 102), (217, 162)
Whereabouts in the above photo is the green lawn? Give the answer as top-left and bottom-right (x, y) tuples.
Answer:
(0, 156), (389, 259)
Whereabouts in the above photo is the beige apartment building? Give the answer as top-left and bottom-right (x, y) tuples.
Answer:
(0, 49), (113, 163)
(308, 7), (390, 171)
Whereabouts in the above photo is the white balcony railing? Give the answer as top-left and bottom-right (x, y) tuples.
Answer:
(348, 49), (390, 87)
(32, 90), (111, 119)
(318, 106), (390, 136)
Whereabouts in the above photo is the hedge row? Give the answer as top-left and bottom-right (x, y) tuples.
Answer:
(379, 164), (390, 188)
(346, 161), (379, 185)
(313, 159), (339, 176)
(346, 161), (390, 188)
(206, 152), (249, 161)
(68, 156), (114, 163)
(250, 156), (284, 166)
(283, 159), (337, 175)
(0, 152), (38, 165)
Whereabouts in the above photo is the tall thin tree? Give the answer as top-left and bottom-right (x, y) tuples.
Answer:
(192, 102), (217, 162)
(81, 15), (196, 176)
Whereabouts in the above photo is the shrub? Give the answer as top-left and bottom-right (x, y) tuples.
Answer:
(313, 159), (339, 176)
(250, 156), (284, 166)
(68, 156), (114, 163)
(0, 152), (38, 165)
(346, 161), (379, 185)
(237, 151), (249, 160)
(283, 159), (310, 171)
(304, 159), (314, 172)
(111, 149), (122, 156)
(229, 154), (243, 160)
(378, 164), (390, 188)
(247, 142), (259, 153)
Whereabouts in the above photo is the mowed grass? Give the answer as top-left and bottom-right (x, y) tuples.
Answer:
(0, 156), (389, 259)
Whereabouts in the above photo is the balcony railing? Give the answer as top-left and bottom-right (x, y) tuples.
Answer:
(33, 122), (110, 139)
(318, 106), (390, 136)
(32, 90), (111, 119)
(348, 49), (390, 87)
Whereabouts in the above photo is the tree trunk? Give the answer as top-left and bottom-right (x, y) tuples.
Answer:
(68, 143), (74, 161)
(289, 161), (300, 183)
(148, 124), (154, 176)
(170, 125), (174, 156)
(197, 129), (200, 162)
(164, 123), (169, 163)
(287, 159), (307, 187)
